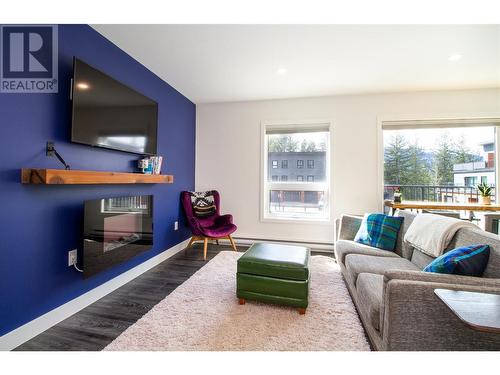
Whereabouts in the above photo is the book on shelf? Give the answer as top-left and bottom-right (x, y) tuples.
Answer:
(150, 156), (163, 175)
(139, 156), (163, 175)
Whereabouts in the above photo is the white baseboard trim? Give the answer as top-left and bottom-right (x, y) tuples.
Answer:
(0, 238), (190, 351)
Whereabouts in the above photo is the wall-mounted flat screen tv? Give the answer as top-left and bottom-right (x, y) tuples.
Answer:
(71, 58), (158, 155)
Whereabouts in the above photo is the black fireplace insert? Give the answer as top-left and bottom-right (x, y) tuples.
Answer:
(83, 195), (153, 278)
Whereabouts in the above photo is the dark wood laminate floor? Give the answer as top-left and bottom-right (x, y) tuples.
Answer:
(15, 243), (243, 351)
(15, 243), (334, 351)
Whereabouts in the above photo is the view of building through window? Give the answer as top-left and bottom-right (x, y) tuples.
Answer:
(265, 130), (329, 219)
(383, 126), (496, 204)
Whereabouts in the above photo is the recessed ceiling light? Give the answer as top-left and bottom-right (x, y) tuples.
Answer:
(276, 67), (288, 75)
(76, 82), (90, 90)
(448, 54), (462, 62)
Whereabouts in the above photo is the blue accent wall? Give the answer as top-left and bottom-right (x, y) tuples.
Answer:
(0, 25), (196, 336)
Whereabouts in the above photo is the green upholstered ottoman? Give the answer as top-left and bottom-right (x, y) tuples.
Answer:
(236, 243), (310, 314)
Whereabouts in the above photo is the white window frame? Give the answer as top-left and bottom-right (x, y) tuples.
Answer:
(377, 116), (500, 211)
(260, 120), (333, 224)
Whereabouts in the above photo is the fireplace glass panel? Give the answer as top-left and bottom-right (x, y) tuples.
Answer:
(83, 195), (153, 278)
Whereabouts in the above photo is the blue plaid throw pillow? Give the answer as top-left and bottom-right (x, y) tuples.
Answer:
(424, 244), (490, 277)
(354, 213), (403, 251)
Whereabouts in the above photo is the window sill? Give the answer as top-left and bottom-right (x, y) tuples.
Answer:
(261, 216), (332, 225)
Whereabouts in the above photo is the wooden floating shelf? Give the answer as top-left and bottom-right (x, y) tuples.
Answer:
(21, 168), (174, 185)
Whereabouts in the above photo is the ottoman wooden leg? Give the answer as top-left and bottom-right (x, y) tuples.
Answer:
(298, 308), (306, 315)
(239, 298), (246, 305)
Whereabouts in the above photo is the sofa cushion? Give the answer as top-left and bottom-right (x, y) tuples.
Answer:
(410, 248), (435, 270)
(395, 210), (417, 260)
(356, 273), (384, 331)
(345, 254), (420, 287)
(424, 244), (490, 277)
(354, 213), (404, 251)
(335, 239), (400, 266)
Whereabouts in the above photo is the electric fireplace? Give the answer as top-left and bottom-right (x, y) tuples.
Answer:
(83, 195), (153, 278)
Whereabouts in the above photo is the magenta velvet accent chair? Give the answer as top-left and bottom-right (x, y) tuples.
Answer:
(181, 190), (237, 260)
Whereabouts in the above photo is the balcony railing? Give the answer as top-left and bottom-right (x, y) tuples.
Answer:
(384, 184), (496, 204)
(453, 161), (491, 172)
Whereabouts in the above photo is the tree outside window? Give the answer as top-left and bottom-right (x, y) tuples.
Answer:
(383, 126), (496, 204)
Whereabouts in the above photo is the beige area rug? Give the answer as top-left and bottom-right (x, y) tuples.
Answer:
(104, 251), (370, 351)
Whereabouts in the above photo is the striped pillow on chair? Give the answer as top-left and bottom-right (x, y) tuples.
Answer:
(189, 191), (217, 218)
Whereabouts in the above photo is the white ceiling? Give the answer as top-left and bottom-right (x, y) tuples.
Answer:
(92, 24), (500, 104)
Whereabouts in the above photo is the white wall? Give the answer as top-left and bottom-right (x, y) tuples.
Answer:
(196, 88), (500, 244)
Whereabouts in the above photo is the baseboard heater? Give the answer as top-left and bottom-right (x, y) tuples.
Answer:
(231, 236), (334, 253)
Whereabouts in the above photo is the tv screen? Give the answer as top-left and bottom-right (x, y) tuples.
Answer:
(71, 58), (158, 155)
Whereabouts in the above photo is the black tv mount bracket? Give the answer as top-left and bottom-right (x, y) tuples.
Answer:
(46, 141), (71, 170)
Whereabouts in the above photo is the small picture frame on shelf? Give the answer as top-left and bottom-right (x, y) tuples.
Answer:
(138, 158), (151, 174)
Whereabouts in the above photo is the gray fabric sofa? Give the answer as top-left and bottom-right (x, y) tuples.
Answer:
(334, 211), (500, 351)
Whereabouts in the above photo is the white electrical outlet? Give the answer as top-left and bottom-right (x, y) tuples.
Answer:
(174, 221), (179, 231)
(68, 249), (77, 267)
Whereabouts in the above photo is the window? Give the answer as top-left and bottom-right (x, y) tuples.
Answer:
(272, 160), (278, 169)
(271, 175), (278, 182)
(263, 122), (330, 221)
(464, 176), (478, 187)
(383, 122), (498, 207)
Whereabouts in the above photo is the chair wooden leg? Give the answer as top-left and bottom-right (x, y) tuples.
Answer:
(298, 308), (306, 315)
(203, 237), (208, 261)
(187, 236), (196, 249)
(216, 239), (219, 245)
(228, 234), (237, 251)
(239, 298), (246, 305)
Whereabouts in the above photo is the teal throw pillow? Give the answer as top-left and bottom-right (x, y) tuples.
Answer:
(423, 244), (490, 277)
(354, 213), (403, 251)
